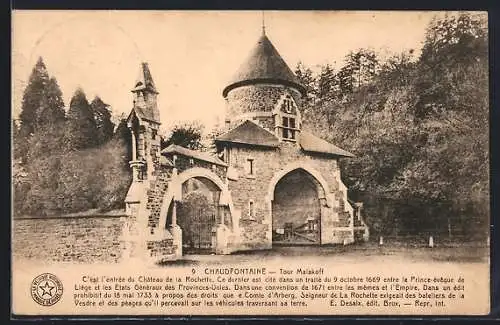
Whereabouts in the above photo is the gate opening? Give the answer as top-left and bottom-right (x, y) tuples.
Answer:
(272, 169), (323, 245)
(176, 177), (221, 254)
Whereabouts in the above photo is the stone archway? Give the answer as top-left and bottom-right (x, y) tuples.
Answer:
(177, 177), (220, 254)
(266, 163), (330, 246)
(157, 167), (236, 256)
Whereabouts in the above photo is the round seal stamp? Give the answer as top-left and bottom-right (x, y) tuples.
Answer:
(30, 273), (63, 306)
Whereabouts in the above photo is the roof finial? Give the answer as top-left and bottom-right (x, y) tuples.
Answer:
(261, 11), (266, 35)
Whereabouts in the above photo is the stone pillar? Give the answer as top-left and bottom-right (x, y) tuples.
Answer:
(169, 200), (182, 257)
(320, 197), (335, 245)
(129, 161), (145, 182)
(171, 200), (177, 226)
(128, 125), (145, 182)
(168, 167), (182, 257)
(131, 130), (137, 161)
(214, 205), (231, 254)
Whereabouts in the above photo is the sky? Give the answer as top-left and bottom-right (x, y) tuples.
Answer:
(12, 10), (444, 134)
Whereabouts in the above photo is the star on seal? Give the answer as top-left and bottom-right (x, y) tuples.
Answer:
(31, 273), (63, 306)
(39, 281), (55, 297)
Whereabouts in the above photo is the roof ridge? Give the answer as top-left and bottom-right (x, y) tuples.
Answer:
(244, 119), (278, 137)
(161, 144), (228, 166)
(299, 130), (355, 158)
(216, 119), (279, 147)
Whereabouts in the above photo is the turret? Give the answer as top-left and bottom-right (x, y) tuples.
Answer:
(222, 30), (305, 142)
(126, 62), (161, 182)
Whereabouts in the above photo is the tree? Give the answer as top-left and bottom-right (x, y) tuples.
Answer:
(23, 155), (63, 215)
(16, 57), (50, 161)
(301, 12), (488, 241)
(112, 118), (132, 170)
(26, 77), (67, 159)
(35, 77), (66, 130)
(316, 64), (336, 101)
(337, 49), (379, 95)
(113, 117), (131, 143)
(294, 61), (317, 104)
(19, 57), (49, 135)
(12, 120), (23, 161)
(91, 96), (115, 146)
(415, 12), (487, 120)
(64, 88), (98, 151)
(378, 49), (416, 88)
(161, 121), (204, 150)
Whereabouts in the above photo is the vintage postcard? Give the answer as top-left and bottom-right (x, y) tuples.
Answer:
(11, 10), (490, 316)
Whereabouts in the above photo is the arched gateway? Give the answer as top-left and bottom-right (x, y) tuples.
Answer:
(270, 168), (326, 245)
(156, 167), (236, 256)
(124, 27), (368, 263)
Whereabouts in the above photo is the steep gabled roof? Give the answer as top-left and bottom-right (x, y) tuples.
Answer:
(161, 144), (228, 167)
(215, 120), (280, 147)
(299, 131), (355, 158)
(131, 106), (160, 124)
(223, 34), (305, 97)
(128, 62), (160, 124)
(132, 62), (158, 93)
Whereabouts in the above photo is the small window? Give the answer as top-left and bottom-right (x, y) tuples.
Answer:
(308, 219), (314, 231)
(249, 200), (255, 217)
(246, 158), (254, 176)
(151, 129), (157, 140)
(282, 117), (296, 140)
(282, 97), (294, 113)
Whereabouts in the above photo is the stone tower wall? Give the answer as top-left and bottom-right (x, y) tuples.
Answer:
(225, 84), (302, 132)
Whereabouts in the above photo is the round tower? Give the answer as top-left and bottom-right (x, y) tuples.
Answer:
(222, 30), (306, 140)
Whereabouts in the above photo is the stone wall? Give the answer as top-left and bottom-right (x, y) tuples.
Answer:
(174, 155), (227, 181)
(12, 215), (128, 263)
(146, 169), (171, 230)
(133, 139), (360, 255)
(226, 141), (353, 250)
(225, 84), (302, 131)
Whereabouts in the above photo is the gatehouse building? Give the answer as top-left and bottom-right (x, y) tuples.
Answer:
(124, 28), (369, 262)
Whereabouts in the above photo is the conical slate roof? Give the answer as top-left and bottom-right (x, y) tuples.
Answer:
(222, 34), (305, 97)
(132, 62), (158, 93)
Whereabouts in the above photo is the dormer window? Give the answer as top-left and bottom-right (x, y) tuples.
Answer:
(274, 92), (301, 142)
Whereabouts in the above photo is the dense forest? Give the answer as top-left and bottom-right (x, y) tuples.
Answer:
(12, 13), (488, 241)
(295, 13), (488, 240)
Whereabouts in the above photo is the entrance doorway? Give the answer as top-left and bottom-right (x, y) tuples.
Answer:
(272, 169), (323, 245)
(176, 177), (221, 254)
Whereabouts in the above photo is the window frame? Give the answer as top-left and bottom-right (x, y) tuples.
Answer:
(246, 158), (255, 177)
(249, 200), (255, 218)
(281, 116), (297, 141)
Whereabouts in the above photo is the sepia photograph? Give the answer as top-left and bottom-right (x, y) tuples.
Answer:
(11, 10), (489, 316)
